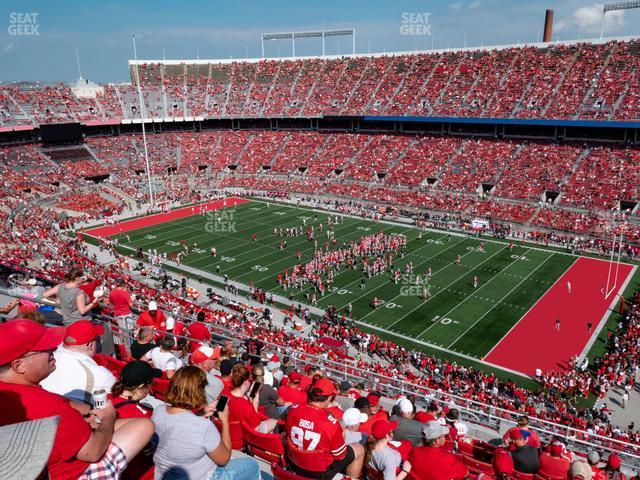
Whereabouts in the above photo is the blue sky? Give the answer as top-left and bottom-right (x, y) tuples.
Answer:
(1, 0), (639, 83)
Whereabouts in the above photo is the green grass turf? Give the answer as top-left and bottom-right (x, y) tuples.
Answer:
(92, 199), (597, 372)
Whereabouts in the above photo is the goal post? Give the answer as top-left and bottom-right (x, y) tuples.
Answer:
(604, 233), (624, 300)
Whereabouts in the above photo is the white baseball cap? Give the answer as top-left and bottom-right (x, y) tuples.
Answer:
(148, 301), (158, 311)
(165, 317), (175, 330)
(399, 398), (414, 414)
(342, 408), (368, 426)
(26, 278), (37, 286)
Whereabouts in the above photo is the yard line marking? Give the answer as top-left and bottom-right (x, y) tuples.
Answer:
(380, 245), (506, 329)
(337, 235), (471, 311)
(446, 252), (554, 348)
(299, 230), (452, 303)
(415, 248), (535, 338)
(482, 254), (575, 360)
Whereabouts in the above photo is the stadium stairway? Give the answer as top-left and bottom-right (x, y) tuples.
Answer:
(596, 370), (640, 430)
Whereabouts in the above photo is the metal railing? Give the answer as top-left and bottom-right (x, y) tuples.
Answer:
(2, 285), (640, 470)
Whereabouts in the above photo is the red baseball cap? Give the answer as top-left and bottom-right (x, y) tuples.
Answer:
(367, 393), (381, 407)
(549, 441), (563, 457)
(64, 320), (105, 346)
(371, 419), (398, 439)
(288, 371), (302, 383)
(509, 429), (524, 441)
(191, 345), (221, 364)
(0, 319), (65, 364)
(493, 449), (515, 475)
(607, 454), (621, 469)
(187, 322), (211, 342)
(311, 378), (337, 396)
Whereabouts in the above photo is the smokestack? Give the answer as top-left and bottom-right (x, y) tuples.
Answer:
(543, 9), (554, 43)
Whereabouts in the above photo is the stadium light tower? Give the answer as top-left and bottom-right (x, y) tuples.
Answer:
(132, 34), (155, 209)
(601, 1), (640, 38)
(261, 29), (355, 58)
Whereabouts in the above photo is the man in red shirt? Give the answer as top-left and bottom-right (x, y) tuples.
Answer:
(0, 319), (154, 479)
(503, 415), (541, 449)
(539, 441), (570, 478)
(108, 278), (134, 351)
(136, 300), (166, 332)
(278, 371), (308, 404)
(285, 378), (364, 479)
(408, 420), (469, 480)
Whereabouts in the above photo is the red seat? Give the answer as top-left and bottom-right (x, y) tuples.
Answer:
(514, 473), (535, 480)
(152, 378), (170, 400)
(535, 474), (567, 480)
(271, 462), (316, 480)
(93, 353), (108, 368)
(213, 418), (245, 450)
(458, 441), (475, 457)
(463, 455), (495, 476)
(285, 438), (332, 476)
(105, 355), (127, 376)
(241, 421), (285, 464)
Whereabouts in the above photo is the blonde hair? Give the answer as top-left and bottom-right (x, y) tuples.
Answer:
(165, 366), (207, 410)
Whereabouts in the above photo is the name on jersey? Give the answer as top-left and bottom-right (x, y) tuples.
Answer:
(298, 419), (315, 430)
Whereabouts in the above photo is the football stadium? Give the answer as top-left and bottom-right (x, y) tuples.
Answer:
(1, 1), (640, 479)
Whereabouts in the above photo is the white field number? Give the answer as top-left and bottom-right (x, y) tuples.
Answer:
(220, 256), (235, 263)
(290, 426), (321, 451)
(328, 287), (353, 295)
(431, 315), (459, 325)
(252, 265), (268, 272)
(378, 299), (402, 309)
(510, 255), (529, 261)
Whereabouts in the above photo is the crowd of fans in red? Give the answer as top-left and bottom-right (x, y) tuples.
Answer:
(1, 40), (639, 128)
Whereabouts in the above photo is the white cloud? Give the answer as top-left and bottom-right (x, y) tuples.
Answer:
(450, 2), (463, 11)
(554, 3), (624, 35)
(2, 42), (14, 55)
(469, 0), (482, 9)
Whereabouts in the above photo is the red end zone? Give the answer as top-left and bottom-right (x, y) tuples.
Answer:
(82, 197), (248, 238)
(484, 256), (634, 376)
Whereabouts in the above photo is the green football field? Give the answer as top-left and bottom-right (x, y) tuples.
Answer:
(93, 198), (593, 373)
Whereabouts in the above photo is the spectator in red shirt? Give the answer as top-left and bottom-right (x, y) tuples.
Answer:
(278, 370), (308, 404)
(539, 441), (570, 478)
(219, 359), (233, 393)
(0, 319), (153, 479)
(136, 300), (166, 331)
(228, 364), (278, 434)
(414, 402), (440, 423)
(187, 320), (212, 352)
(503, 415), (541, 449)
(408, 421), (469, 480)
(108, 278), (134, 349)
(111, 360), (162, 419)
(604, 454), (627, 480)
(285, 377), (364, 479)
